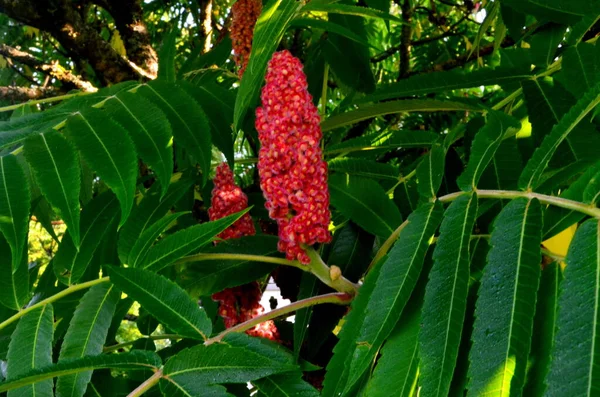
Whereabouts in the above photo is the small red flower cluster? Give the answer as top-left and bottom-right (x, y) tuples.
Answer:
(209, 163), (278, 341)
(208, 163), (256, 241)
(212, 282), (279, 341)
(230, 0), (262, 77)
(255, 50), (332, 264)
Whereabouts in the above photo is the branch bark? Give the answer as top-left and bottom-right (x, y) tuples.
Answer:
(0, 86), (58, 101)
(398, 0), (413, 80)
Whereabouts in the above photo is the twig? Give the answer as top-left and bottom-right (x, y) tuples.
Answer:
(127, 368), (163, 397)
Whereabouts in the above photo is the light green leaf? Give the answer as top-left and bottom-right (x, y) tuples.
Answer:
(417, 143), (445, 200)
(467, 198), (542, 397)
(321, 100), (481, 132)
(329, 173), (402, 238)
(0, 235), (28, 310)
(325, 129), (438, 155)
(53, 193), (119, 285)
(342, 202), (444, 392)
(0, 154), (30, 272)
(519, 81), (600, 190)
(102, 91), (174, 197)
(158, 28), (178, 82)
(161, 333), (297, 391)
(327, 158), (399, 180)
(128, 211), (188, 268)
(108, 266), (212, 340)
(24, 130), (81, 248)
(6, 305), (54, 397)
(0, 351), (161, 393)
(137, 81), (211, 185)
(118, 173), (194, 264)
(301, 3), (402, 23)
(65, 109), (137, 227)
(419, 193), (478, 397)
(253, 372), (320, 397)
(233, 0), (302, 130)
(177, 235), (280, 297)
(141, 209), (250, 272)
(365, 301), (420, 397)
(457, 111), (520, 191)
(57, 283), (120, 397)
(545, 219), (600, 396)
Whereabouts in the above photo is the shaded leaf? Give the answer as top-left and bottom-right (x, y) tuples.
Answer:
(158, 28), (178, 82)
(556, 42), (600, 98)
(328, 158), (398, 180)
(325, 129), (438, 155)
(503, 0), (597, 24)
(254, 372), (320, 397)
(417, 144), (445, 200)
(0, 235), (29, 310)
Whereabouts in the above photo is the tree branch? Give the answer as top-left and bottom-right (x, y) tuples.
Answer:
(0, 86), (58, 101)
(372, 30), (462, 63)
(0, 44), (96, 91)
(398, 0), (413, 79)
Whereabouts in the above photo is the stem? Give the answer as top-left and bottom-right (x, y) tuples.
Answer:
(103, 334), (185, 353)
(174, 253), (300, 268)
(0, 91), (92, 112)
(491, 87), (522, 111)
(368, 219), (410, 273)
(439, 189), (600, 219)
(0, 277), (109, 331)
(304, 246), (359, 294)
(542, 247), (565, 263)
(127, 368), (163, 397)
(386, 168), (417, 195)
(204, 292), (352, 345)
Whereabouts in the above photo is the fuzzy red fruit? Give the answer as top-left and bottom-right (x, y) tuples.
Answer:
(255, 50), (332, 264)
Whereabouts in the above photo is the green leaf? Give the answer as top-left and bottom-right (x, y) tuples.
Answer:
(128, 211), (188, 268)
(342, 202), (444, 392)
(6, 305), (54, 397)
(417, 143), (446, 200)
(503, 0), (598, 24)
(567, 14), (600, 45)
(118, 173), (194, 264)
(102, 91), (174, 197)
(137, 82), (211, 185)
(24, 130), (81, 248)
(365, 300), (420, 397)
(301, 3), (402, 23)
(177, 235), (280, 297)
(233, 0), (301, 130)
(0, 235), (29, 310)
(357, 65), (531, 104)
(161, 334), (297, 391)
(529, 24), (567, 67)
(325, 129), (438, 155)
(479, 138), (522, 191)
(158, 28), (178, 82)
(556, 43), (600, 98)
(321, 99), (481, 132)
(253, 372), (320, 397)
(57, 283), (120, 397)
(289, 17), (372, 48)
(108, 266), (212, 340)
(523, 262), (561, 397)
(457, 111), (520, 191)
(419, 193), (478, 397)
(65, 109), (137, 227)
(0, 154), (30, 272)
(0, 351), (161, 393)
(179, 36), (232, 78)
(583, 168), (600, 205)
(467, 198), (542, 396)
(329, 173), (402, 238)
(327, 158), (399, 180)
(519, 81), (600, 190)
(140, 209), (250, 272)
(53, 193), (119, 285)
(545, 219), (600, 396)
(293, 273), (320, 358)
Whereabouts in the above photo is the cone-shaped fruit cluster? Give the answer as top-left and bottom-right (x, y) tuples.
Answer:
(255, 50), (332, 264)
(230, 0), (262, 77)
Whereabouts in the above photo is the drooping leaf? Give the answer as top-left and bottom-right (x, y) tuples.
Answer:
(519, 81), (600, 190)
(140, 209), (250, 272)
(137, 81), (211, 185)
(102, 91), (174, 197)
(56, 283), (120, 397)
(158, 28), (178, 82)
(321, 99), (481, 132)
(545, 219), (600, 396)
(0, 235), (29, 310)
(467, 198), (542, 396)
(24, 130), (81, 248)
(118, 173), (194, 264)
(65, 109), (137, 227)
(6, 305), (54, 397)
(327, 158), (399, 180)
(417, 143), (446, 200)
(329, 173), (402, 238)
(108, 266), (212, 340)
(325, 129), (438, 155)
(53, 193), (119, 285)
(0, 351), (161, 393)
(293, 272), (320, 359)
(457, 111), (520, 191)
(253, 372), (320, 397)
(419, 193), (478, 397)
(289, 17), (372, 48)
(160, 334), (297, 392)
(341, 202), (444, 392)
(177, 235), (280, 297)
(0, 154), (30, 272)
(233, 0), (301, 130)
